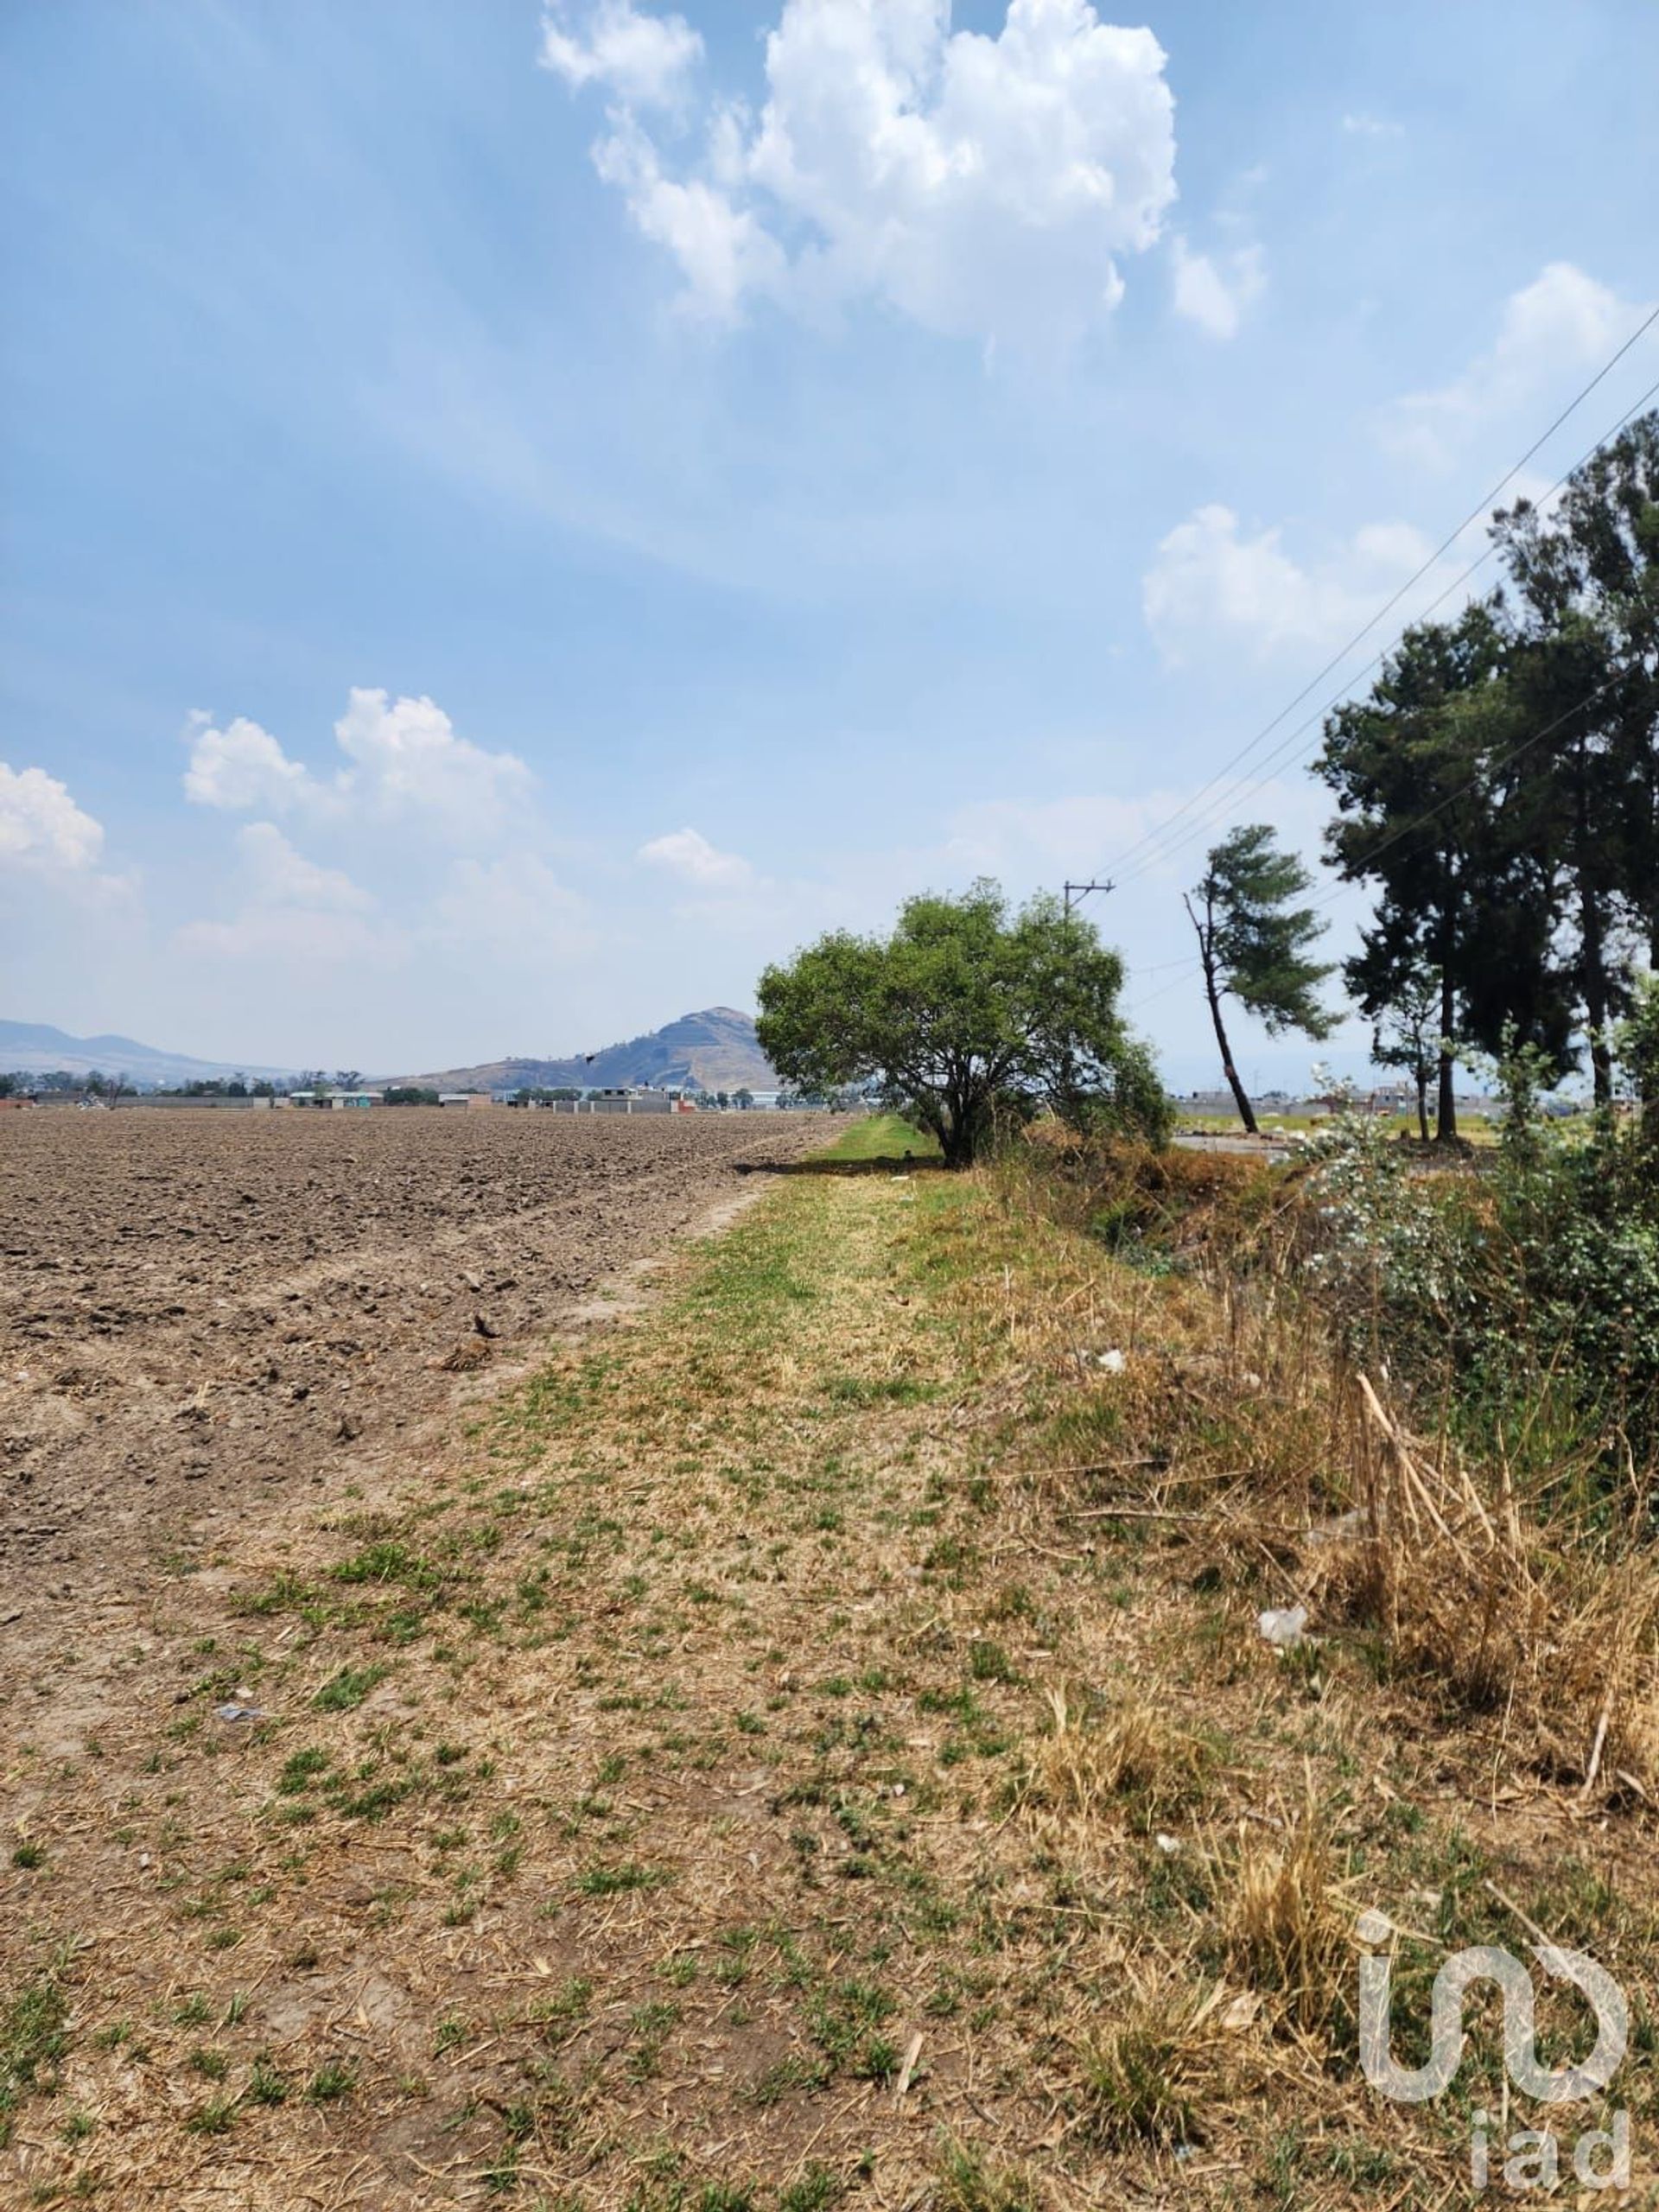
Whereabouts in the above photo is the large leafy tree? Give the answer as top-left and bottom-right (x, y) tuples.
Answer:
(1316, 602), (1572, 1141)
(755, 880), (1167, 1167)
(1183, 825), (1336, 1135)
(1492, 413), (1659, 1101)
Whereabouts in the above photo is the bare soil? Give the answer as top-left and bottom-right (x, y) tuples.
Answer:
(0, 1109), (836, 1618)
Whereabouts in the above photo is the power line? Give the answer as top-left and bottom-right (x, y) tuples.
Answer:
(1105, 368), (1659, 893)
(1124, 663), (1627, 1027)
(1063, 877), (1112, 916)
(1307, 670), (1623, 914)
(1095, 309), (1659, 890)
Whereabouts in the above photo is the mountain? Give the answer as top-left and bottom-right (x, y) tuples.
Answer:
(395, 1007), (777, 1095)
(0, 1020), (295, 1087)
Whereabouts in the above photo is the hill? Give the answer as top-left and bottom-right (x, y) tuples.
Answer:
(0, 1020), (294, 1088)
(394, 1007), (776, 1095)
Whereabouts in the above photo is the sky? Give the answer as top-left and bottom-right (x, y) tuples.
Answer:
(2, 0), (1656, 1090)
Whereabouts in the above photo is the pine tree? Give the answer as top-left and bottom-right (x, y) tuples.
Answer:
(1493, 413), (1659, 1102)
(1315, 603), (1571, 1141)
(1184, 825), (1335, 1135)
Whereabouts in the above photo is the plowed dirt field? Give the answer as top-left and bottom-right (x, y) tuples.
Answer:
(0, 1108), (836, 1613)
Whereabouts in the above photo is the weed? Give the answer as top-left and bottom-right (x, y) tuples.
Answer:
(1077, 1981), (1218, 2147)
(304, 2062), (358, 2102)
(933, 2137), (1043, 2212)
(312, 1665), (390, 1713)
(188, 2094), (239, 2136)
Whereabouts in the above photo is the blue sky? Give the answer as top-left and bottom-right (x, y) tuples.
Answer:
(3, 0), (1656, 1086)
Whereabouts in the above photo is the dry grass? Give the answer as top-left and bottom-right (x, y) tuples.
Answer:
(3, 1127), (1657, 2208)
(1218, 1802), (1351, 2040)
(1074, 1976), (1229, 2149)
(1024, 1684), (1209, 1832)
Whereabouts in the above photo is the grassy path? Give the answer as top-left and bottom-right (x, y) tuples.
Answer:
(5, 1126), (1656, 2209)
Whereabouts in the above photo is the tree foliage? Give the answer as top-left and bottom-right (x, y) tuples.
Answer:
(1316, 601), (1573, 1138)
(755, 880), (1168, 1166)
(1184, 824), (1334, 1134)
(1314, 414), (1659, 1132)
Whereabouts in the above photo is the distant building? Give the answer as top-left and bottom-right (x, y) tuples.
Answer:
(329, 1090), (382, 1110)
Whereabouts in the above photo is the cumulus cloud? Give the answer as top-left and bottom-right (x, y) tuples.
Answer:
(1141, 503), (1469, 664)
(1340, 111), (1402, 140)
(1171, 236), (1265, 340)
(638, 825), (754, 887)
(1385, 263), (1652, 467)
(182, 714), (321, 814)
(176, 823), (397, 965)
(539, 0), (702, 105)
(333, 689), (533, 839)
(0, 762), (106, 874)
(236, 823), (372, 912)
(552, 0), (1179, 347)
(182, 689), (532, 843)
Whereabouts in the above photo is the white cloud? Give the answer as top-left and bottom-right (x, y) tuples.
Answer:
(182, 714), (321, 814)
(175, 823), (398, 965)
(428, 854), (594, 963)
(182, 689), (532, 843)
(1141, 502), (1467, 664)
(333, 688), (533, 839)
(539, 0), (702, 106)
(1385, 263), (1652, 467)
(638, 825), (754, 887)
(594, 119), (789, 321)
(1171, 236), (1264, 340)
(236, 822), (372, 912)
(556, 0), (1179, 348)
(0, 762), (106, 874)
(1340, 111), (1402, 140)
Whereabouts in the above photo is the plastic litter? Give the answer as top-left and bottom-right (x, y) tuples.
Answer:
(1255, 1605), (1309, 1649)
(1096, 1349), (1127, 1374)
(214, 1701), (265, 1723)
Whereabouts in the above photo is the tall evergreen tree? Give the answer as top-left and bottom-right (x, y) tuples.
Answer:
(1493, 413), (1659, 1101)
(1184, 825), (1335, 1135)
(1315, 602), (1571, 1141)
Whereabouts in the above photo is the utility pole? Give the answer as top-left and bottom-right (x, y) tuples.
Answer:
(1063, 879), (1113, 918)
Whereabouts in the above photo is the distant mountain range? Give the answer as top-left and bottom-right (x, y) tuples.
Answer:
(2, 1007), (778, 1096)
(0, 1020), (294, 1087)
(393, 1007), (777, 1094)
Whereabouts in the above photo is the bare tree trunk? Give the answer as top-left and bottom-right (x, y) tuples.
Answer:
(1185, 893), (1256, 1135)
(1414, 1064), (1430, 1144)
(1436, 959), (1458, 1143)
(1573, 753), (1614, 1107)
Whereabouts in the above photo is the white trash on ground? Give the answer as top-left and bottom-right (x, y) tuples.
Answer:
(1255, 1605), (1309, 1649)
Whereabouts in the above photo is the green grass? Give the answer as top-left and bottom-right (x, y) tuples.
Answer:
(817, 1113), (939, 1163)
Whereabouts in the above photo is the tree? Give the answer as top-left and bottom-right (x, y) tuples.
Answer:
(1492, 414), (1659, 1103)
(1317, 604), (1572, 1141)
(1183, 825), (1336, 1135)
(755, 879), (1167, 1167)
(734, 1087), (754, 1110)
(1362, 947), (1441, 1141)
